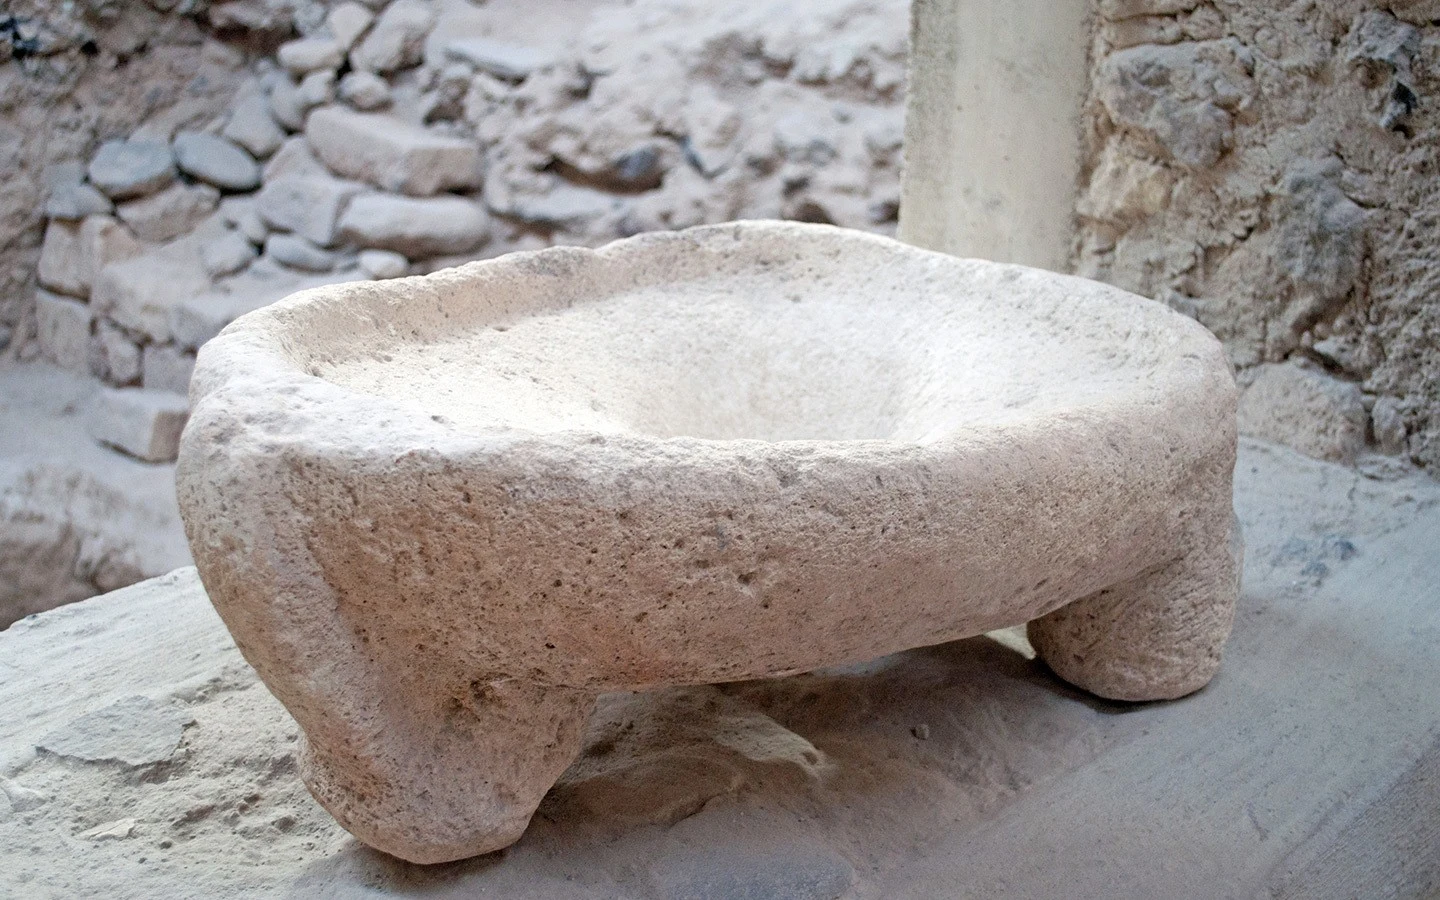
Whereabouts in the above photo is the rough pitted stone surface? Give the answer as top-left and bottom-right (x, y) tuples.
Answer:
(177, 221), (1241, 864)
(305, 107), (482, 196)
(1076, 3), (1440, 472)
(86, 140), (177, 201)
(5, 444), (1439, 895)
(173, 132), (262, 193)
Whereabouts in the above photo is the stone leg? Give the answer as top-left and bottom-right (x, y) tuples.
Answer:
(297, 677), (595, 865)
(1029, 512), (1243, 702)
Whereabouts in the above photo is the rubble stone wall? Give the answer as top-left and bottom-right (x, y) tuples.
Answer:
(2, 0), (908, 404)
(1077, 0), (1440, 469)
(6, 0), (1439, 474)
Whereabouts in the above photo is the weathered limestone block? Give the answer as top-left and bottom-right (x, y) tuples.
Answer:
(269, 75), (314, 132)
(264, 233), (343, 272)
(444, 37), (553, 81)
(899, 0), (1090, 270)
(34, 291), (94, 374)
(202, 230), (259, 277)
(87, 139), (177, 200)
(337, 193), (489, 257)
(89, 387), (189, 463)
(1237, 361), (1369, 464)
(358, 248), (408, 279)
(116, 182), (221, 244)
(298, 70), (337, 109)
(93, 245), (213, 344)
(46, 180), (113, 221)
(37, 220), (88, 298)
(326, 2), (374, 51)
(349, 0), (434, 74)
(220, 196), (270, 246)
(256, 170), (366, 247)
(278, 36), (345, 76)
(1092, 40), (1255, 170)
(142, 344), (198, 394)
(223, 90), (287, 159)
(177, 222), (1241, 864)
(173, 132), (262, 193)
(37, 216), (143, 300)
(94, 323), (143, 385)
(171, 260), (363, 350)
(305, 107), (482, 196)
(338, 71), (391, 110)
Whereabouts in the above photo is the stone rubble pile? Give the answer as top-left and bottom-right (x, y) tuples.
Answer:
(29, 0), (907, 464)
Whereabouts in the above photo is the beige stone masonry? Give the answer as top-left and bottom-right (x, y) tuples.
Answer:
(305, 107), (482, 197)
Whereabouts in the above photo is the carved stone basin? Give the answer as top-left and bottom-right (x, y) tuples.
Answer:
(177, 221), (1241, 864)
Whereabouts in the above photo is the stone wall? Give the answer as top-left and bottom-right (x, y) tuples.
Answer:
(0, 0), (247, 358)
(1077, 0), (1440, 468)
(8, 0), (1438, 473)
(2, 0), (908, 412)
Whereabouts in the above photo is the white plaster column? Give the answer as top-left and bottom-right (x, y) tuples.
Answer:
(898, 0), (1091, 272)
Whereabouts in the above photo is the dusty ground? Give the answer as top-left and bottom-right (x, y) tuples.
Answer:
(1, 438), (1436, 898)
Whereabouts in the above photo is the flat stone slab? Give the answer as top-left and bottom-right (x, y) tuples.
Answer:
(1, 441), (1436, 896)
(178, 221), (1242, 862)
(86, 139), (176, 200)
(444, 37), (553, 80)
(37, 696), (194, 767)
(172, 132), (262, 193)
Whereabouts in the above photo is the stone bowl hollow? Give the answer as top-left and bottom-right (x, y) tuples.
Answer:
(177, 221), (1242, 863)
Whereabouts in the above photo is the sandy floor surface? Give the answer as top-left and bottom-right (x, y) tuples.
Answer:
(1, 438), (1437, 898)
